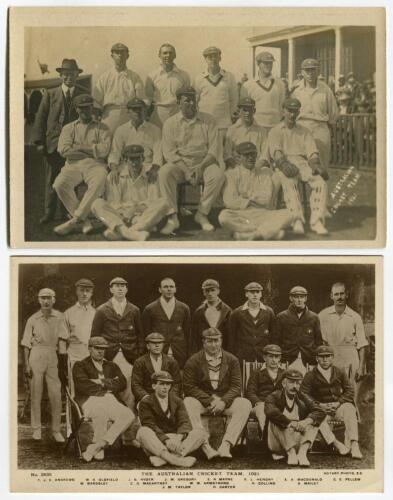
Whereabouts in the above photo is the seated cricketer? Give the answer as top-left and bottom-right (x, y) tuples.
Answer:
(54, 93), (111, 236)
(245, 344), (285, 436)
(73, 336), (135, 462)
(131, 332), (181, 405)
(218, 142), (294, 241)
(183, 327), (252, 460)
(137, 371), (207, 467)
(267, 97), (329, 235)
(159, 86), (225, 234)
(91, 144), (170, 241)
(300, 345), (362, 459)
(264, 369), (325, 467)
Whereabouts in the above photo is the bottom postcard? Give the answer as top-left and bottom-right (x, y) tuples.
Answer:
(10, 256), (383, 493)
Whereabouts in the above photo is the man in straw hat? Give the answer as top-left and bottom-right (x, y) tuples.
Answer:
(137, 371), (207, 467)
(21, 288), (64, 442)
(31, 58), (85, 224)
(73, 336), (135, 462)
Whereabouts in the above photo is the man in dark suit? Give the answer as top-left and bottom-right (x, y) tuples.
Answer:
(91, 277), (144, 409)
(73, 336), (135, 462)
(31, 58), (85, 223)
(228, 282), (277, 365)
(245, 344), (285, 435)
(137, 371), (207, 467)
(191, 278), (232, 353)
(301, 345), (362, 459)
(183, 327), (251, 460)
(142, 278), (191, 368)
(265, 369), (325, 466)
(131, 332), (181, 405)
(275, 286), (323, 372)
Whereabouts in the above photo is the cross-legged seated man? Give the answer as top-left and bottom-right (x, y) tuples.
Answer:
(159, 86), (225, 234)
(267, 97), (329, 235)
(53, 94), (111, 236)
(218, 141), (293, 240)
(91, 144), (170, 241)
(264, 369), (325, 466)
(245, 344), (285, 437)
(73, 336), (135, 462)
(300, 345), (362, 459)
(137, 371), (207, 467)
(183, 327), (252, 460)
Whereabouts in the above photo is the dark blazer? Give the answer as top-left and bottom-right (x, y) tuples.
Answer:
(142, 299), (191, 367)
(91, 299), (145, 365)
(228, 304), (277, 362)
(275, 305), (323, 366)
(139, 393), (192, 443)
(300, 365), (355, 406)
(72, 356), (127, 407)
(131, 353), (181, 403)
(191, 300), (232, 353)
(31, 85), (84, 154)
(245, 367), (285, 407)
(183, 349), (241, 408)
(265, 388), (326, 429)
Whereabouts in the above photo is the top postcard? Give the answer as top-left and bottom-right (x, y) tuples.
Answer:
(8, 6), (386, 248)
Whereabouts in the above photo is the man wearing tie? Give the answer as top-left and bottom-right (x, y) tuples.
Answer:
(31, 58), (85, 223)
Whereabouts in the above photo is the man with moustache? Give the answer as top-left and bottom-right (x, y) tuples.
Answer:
(318, 282), (368, 384)
(191, 279), (232, 353)
(73, 336), (135, 462)
(183, 328), (252, 460)
(53, 94), (111, 237)
(224, 97), (270, 169)
(245, 344), (285, 436)
(219, 142), (293, 241)
(292, 58), (338, 172)
(268, 97), (329, 236)
(131, 332), (181, 405)
(145, 43), (190, 129)
(93, 43), (145, 134)
(159, 86), (225, 234)
(241, 51), (287, 131)
(194, 46), (238, 144)
(265, 369), (325, 466)
(300, 345), (363, 459)
(227, 282), (277, 364)
(275, 286), (323, 374)
(21, 288), (64, 442)
(31, 58), (85, 223)
(137, 371), (207, 467)
(91, 277), (145, 409)
(142, 278), (191, 368)
(108, 98), (163, 176)
(92, 145), (170, 241)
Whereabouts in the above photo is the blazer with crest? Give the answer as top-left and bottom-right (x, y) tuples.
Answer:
(142, 299), (191, 367)
(138, 393), (192, 443)
(131, 353), (181, 403)
(91, 299), (145, 365)
(183, 349), (241, 408)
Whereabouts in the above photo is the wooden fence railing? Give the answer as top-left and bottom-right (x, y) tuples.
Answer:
(331, 113), (376, 168)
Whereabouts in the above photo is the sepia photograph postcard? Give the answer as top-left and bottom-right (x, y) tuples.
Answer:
(8, 6), (386, 248)
(10, 255), (383, 492)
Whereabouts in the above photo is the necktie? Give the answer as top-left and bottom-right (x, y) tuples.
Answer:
(65, 89), (71, 108)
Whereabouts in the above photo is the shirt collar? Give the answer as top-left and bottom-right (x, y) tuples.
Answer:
(202, 68), (225, 78)
(160, 296), (175, 307)
(62, 84), (75, 95)
(112, 297), (127, 307)
(242, 301), (267, 311)
(205, 351), (223, 362)
(76, 301), (93, 310)
(326, 305), (353, 316)
(203, 298), (222, 309)
(179, 112), (202, 125)
(37, 310), (57, 318)
(317, 364), (332, 377)
(75, 117), (98, 126)
(128, 120), (148, 131)
(150, 353), (163, 362)
(112, 66), (129, 75)
(289, 303), (308, 315)
(118, 164), (148, 182)
(159, 64), (179, 74)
